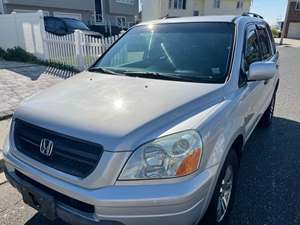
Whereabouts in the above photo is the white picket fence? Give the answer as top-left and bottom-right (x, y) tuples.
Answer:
(0, 11), (121, 71)
(45, 31), (121, 71)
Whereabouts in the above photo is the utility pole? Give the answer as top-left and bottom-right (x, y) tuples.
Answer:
(280, 0), (291, 45)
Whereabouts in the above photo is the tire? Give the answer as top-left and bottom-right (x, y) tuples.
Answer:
(200, 150), (239, 225)
(259, 94), (276, 128)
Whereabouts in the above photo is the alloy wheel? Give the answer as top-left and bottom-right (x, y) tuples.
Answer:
(216, 165), (234, 223)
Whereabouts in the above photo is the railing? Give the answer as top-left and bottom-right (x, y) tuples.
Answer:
(45, 30), (120, 71)
(91, 12), (104, 24)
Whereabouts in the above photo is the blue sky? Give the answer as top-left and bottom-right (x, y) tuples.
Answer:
(250, 0), (288, 25)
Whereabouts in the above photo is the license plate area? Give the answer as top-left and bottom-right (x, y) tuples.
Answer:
(21, 184), (56, 221)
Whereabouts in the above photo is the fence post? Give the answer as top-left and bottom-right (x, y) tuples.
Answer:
(12, 12), (20, 48)
(74, 30), (85, 71)
(38, 10), (49, 61)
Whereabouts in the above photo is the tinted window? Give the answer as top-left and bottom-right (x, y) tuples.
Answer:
(94, 23), (235, 83)
(266, 24), (276, 53)
(244, 29), (261, 71)
(62, 18), (89, 31)
(257, 28), (272, 60)
(45, 18), (56, 32)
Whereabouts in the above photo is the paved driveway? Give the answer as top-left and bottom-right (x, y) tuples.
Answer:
(0, 60), (76, 119)
(0, 45), (299, 225)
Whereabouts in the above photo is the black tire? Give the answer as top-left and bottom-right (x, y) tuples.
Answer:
(259, 94), (276, 128)
(200, 150), (239, 225)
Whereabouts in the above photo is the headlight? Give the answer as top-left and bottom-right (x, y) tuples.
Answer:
(119, 130), (203, 180)
(3, 119), (12, 155)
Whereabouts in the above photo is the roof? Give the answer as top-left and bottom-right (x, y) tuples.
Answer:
(137, 15), (264, 26)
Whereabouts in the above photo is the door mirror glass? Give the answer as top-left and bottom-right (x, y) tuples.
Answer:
(248, 61), (276, 81)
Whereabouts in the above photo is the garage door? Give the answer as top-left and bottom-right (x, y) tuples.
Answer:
(13, 9), (49, 16)
(53, 12), (82, 20)
(288, 22), (300, 39)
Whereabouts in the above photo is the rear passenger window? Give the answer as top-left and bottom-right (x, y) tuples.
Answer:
(45, 18), (56, 32)
(244, 29), (261, 71)
(257, 28), (272, 60)
(266, 25), (276, 53)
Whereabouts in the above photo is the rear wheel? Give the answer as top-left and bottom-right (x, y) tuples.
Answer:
(259, 94), (276, 128)
(200, 150), (239, 225)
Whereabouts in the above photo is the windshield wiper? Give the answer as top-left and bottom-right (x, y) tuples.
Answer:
(123, 71), (193, 82)
(88, 67), (120, 75)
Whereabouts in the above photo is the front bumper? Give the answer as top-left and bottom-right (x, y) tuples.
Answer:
(4, 152), (218, 225)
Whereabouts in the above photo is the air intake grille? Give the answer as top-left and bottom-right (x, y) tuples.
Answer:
(14, 119), (103, 178)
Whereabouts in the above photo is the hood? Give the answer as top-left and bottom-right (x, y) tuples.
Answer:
(14, 72), (224, 151)
(82, 30), (103, 37)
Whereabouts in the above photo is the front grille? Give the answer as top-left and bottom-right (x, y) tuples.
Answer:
(14, 119), (103, 178)
(15, 170), (95, 213)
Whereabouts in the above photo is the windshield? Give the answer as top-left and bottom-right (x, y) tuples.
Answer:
(93, 22), (235, 83)
(62, 18), (90, 31)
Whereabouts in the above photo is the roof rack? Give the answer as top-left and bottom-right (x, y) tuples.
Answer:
(160, 14), (179, 20)
(242, 12), (264, 19)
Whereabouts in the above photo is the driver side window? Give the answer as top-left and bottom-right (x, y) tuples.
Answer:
(239, 27), (262, 87)
(244, 29), (261, 71)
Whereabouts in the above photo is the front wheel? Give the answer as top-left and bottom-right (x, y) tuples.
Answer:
(200, 150), (239, 225)
(259, 94), (276, 128)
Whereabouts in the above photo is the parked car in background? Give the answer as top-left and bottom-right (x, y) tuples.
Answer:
(4, 13), (279, 225)
(89, 25), (125, 37)
(44, 16), (103, 37)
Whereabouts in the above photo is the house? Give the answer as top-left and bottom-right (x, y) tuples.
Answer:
(1, 0), (139, 29)
(1, 0), (95, 21)
(93, 0), (139, 29)
(284, 0), (300, 38)
(142, 0), (252, 22)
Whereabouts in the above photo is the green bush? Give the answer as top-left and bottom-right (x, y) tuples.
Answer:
(272, 28), (280, 38)
(3, 47), (39, 62)
(0, 47), (78, 72)
(0, 47), (6, 59)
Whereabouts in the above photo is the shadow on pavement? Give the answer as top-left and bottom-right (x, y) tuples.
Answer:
(22, 117), (300, 225)
(25, 213), (65, 225)
(229, 117), (300, 225)
(7, 66), (76, 81)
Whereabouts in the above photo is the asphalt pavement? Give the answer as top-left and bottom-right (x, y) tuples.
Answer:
(0, 45), (299, 225)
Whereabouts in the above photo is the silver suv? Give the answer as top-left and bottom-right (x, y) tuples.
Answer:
(3, 14), (279, 225)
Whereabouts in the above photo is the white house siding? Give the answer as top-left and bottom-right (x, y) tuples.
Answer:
(142, 0), (251, 22)
(4, 4), (92, 23)
(161, 0), (194, 18)
(142, 0), (162, 21)
(203, 0), (251, 16)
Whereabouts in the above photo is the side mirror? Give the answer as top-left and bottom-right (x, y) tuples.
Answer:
(248, 61), (276, 81)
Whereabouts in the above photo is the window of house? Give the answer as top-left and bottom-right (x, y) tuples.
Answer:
(257, 28), (273, 60)
(116, 0), (134, 5)
(169, 0), (187, 9)
(296, 2), (300, 10)
(213, 0), (221, 8)
(236, 0), (244, 9)
(116, 16), (127, 28)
